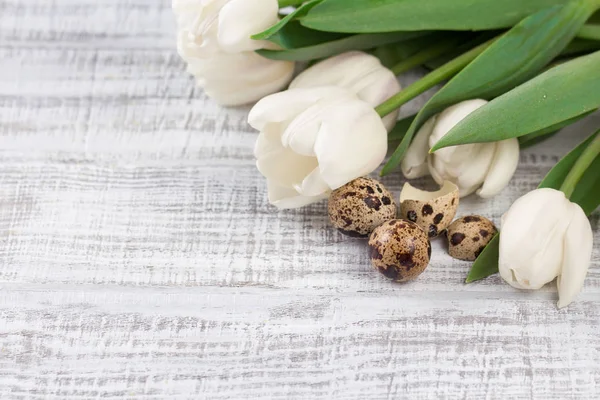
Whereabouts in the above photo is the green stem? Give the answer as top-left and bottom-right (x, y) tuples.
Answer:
(577, 24), (600, 41)
(375, 37), (498, 118)
(560, 130), (600, 198)
(278, 0), (304, 7)
(390, 37), (461, 75)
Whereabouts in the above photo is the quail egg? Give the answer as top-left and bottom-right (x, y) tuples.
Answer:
(399, 181), (459, 238)
(446, 215), (498, 261)
(328, 177), (397, 238)
(368, 219), (431, 282)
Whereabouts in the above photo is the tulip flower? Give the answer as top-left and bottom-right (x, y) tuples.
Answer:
(498, 188), (593, 308)
(290, 52), (401, 131)
(173, 0), (294, 106)
(249, 87), (388, 209)
(402, 99), (520, 198)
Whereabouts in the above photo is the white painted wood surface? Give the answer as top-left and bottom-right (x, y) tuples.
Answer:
(1, 1), (599, 399)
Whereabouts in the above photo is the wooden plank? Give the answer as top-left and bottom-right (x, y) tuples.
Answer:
(0, 0), (599, 398)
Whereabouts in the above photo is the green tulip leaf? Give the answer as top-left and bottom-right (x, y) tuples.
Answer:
(371, 33), (446, 69)
(518, 109), (596, 148)
(265, 21), (346, 50)
(539, 128), (600, 192)
(432, 50), (600, 151)
(466, 128), (600, 283)
(465, 235), (500, 283)
(570, 155), (600, 215)
(382, 1), (593, 175)
(256, 31), (426, 61)
(301, 0), (567, 33)
(387, 114), (416, 142)
(252, 0), (324, 41)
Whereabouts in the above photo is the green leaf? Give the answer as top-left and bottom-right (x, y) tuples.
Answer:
(387, 114), (416, 142)
(570, 155), (600, 214)
(301, 0), (567, 33)
(518, 109), (596, 147)
(539, 129), (600, 190)
(256, 31), (426, 61)
(577, 23), (600, 40)
(253, 0), (325, 41)
(382, 1), (593, 175)
(466, 128), (600, 283)
(561, 38), (600, 56)
(371, 33), (445, 69)
(423, 33), (500, 70)
(266, 21), (346, 49)
(465, 235), (500, 283)
(432, 50), (600, 150)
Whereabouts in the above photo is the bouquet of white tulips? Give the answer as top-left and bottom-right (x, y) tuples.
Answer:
(173, 0), (600, 308)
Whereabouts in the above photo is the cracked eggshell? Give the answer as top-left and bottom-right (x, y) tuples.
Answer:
(368, 219), (431, 282)
(446, 215), (497, 261)
(328, 177), (397, 238)
(399, 181), (459, 238)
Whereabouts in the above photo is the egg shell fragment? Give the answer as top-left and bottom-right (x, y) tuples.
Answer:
(399, 181), (459, 238)
(446, 215), (497, 261)
(368, 219), (431, 282)
(328, 177), (397, 238)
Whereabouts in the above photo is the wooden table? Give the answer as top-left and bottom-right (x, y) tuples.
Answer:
(1, 1), (599, 398)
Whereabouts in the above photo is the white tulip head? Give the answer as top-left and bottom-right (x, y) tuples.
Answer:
(402, 99), (520, 198)
(499, 188), (593, 308)
(249, 87), (388, 209)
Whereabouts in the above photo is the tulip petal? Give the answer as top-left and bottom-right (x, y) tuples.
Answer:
(281, 104), (325, 157)
(191, 51), (294, 107)
(256, 146), (318, 188)
(217, 0), (278, 53)
(454, 143), (495, 195)
(290, 51), (400, 131)
(248, 87), (339, 132)
(267, 181), (327, 209)
(294, 167), (331, 197)
(499, 188), (568, 289)
(477, 138), (520, 198)
(429, 99), (488, 146)
(254, 132), (283, 159)
(402, 116), (436, 179)
(315, 99), (387, 189)
(557, 202), (593, 308)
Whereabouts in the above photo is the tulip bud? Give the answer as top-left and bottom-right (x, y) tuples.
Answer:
(402, 99), (520, 198)
(498, 188), (593, 308)
(290, 51), (401, 131)
(173, 0), (295, 106)
(249, 87), (388, 209)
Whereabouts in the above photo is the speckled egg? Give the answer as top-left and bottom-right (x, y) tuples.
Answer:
(446, 215), (498, 261)
(399, 181), (459, 238)
(328, 177), (397, 238)
(368, 219), (431, 282)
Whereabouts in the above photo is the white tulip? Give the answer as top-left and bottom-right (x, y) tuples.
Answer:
(290, 51), (401, 131)
(499, 188), (593, 308)
(402, 99), (520, 198)
(249, 87), (388, 209)
(173, 0), (277, 56)
(185, 51), (295, 106)
(173, 0), (295, 106)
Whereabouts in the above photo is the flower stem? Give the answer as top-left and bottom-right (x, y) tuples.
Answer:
(560, 130), (600, 199)
(577, 24), (600, 41)
(278, 0), (304, 7)
(375, 37), (498, 118)
(390, 37), (462, 75)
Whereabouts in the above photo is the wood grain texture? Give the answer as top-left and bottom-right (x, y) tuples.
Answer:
(0, 1), (599, 399)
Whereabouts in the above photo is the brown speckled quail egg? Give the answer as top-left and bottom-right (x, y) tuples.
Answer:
(399, 181), (459, 238)
(446, 215), (498, 261)
(368, 219), (431, 282)
(328, 177), (397, 238)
